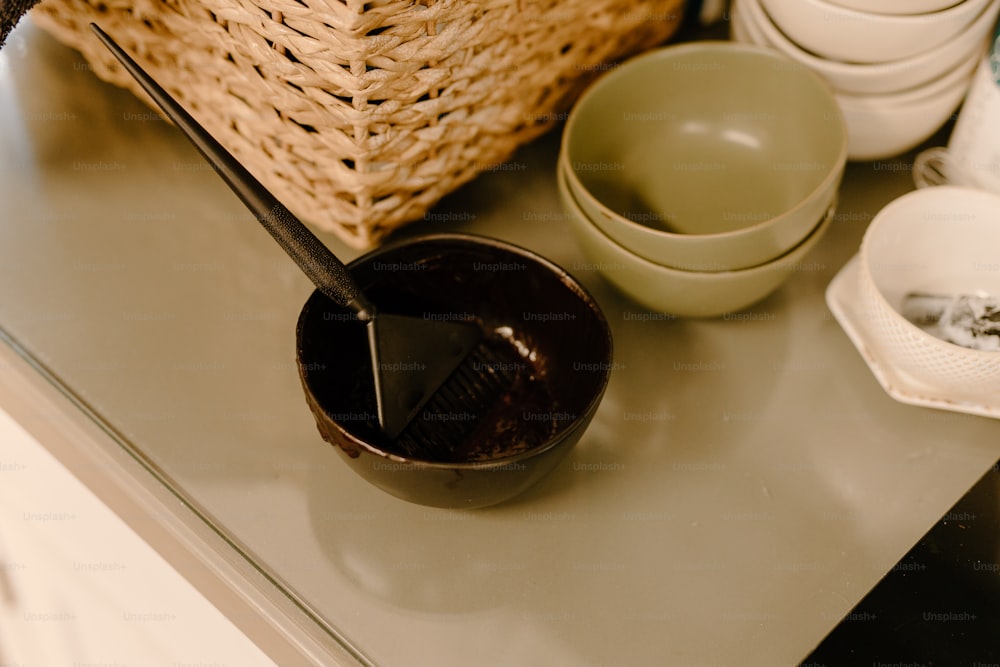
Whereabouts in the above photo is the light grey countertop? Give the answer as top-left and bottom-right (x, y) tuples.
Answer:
(2, 18), (999, 667)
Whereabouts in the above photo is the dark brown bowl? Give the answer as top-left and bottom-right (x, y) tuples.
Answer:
(296, 234), (613, 508)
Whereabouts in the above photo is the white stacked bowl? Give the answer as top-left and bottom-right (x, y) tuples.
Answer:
(731, 0), (1000, 160)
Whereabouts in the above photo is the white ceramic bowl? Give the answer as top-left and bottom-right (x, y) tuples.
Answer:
(858, 186), (1000, 400)
(729, 2), (755, 43)
(735, 0), (997, 96)
(836, 53), (976, 160)
(559, 165), (835, 318)
(760, 0), (991, 64)
(837, 45), (979, 103)
(826, 0), (965, 15)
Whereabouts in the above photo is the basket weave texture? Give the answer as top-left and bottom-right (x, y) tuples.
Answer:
(32, 0), (685, 248)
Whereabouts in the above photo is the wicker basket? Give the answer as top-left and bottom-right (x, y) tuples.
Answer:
(31, 0), (685, 248)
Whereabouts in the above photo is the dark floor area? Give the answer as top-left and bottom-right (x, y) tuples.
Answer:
(802, 460), (1000, 666)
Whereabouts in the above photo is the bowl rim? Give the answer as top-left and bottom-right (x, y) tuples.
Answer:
(296, 232), (615, 470)
(761, 0), (991, 26)
(561, 41), (847, 246)
(832, 46), (980, 107)
(559, 165), (836, 279)
(558, 151), (839, 263)
(824, 0), (968, 16)
(858, 185), (1000, 360)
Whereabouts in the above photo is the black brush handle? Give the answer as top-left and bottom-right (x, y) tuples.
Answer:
(90, 23), (374, 319)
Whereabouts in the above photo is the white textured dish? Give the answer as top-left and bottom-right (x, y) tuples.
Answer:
(857, 186), (1000, 395)
(826, 254), (1000, 419)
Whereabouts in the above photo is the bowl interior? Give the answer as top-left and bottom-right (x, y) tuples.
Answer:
(863, 188), (1000, 316)
(564, 43), (844, 237)
(297, 235), (613, 464)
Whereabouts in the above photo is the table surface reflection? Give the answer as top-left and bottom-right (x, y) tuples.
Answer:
(2, 18), (999, 667)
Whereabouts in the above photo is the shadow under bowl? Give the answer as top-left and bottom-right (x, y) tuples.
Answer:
(296, 234), (613, 509)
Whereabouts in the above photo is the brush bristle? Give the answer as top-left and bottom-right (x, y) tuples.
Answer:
(394, 343), (518, 460)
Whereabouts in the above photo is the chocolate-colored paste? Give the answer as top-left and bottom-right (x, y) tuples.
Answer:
(348, 325), (564, 463)
(301, 238), (610, 466)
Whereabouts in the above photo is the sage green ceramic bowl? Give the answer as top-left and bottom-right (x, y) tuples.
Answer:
(561, 41), (846, 272)
(559, 165), (834, 318)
